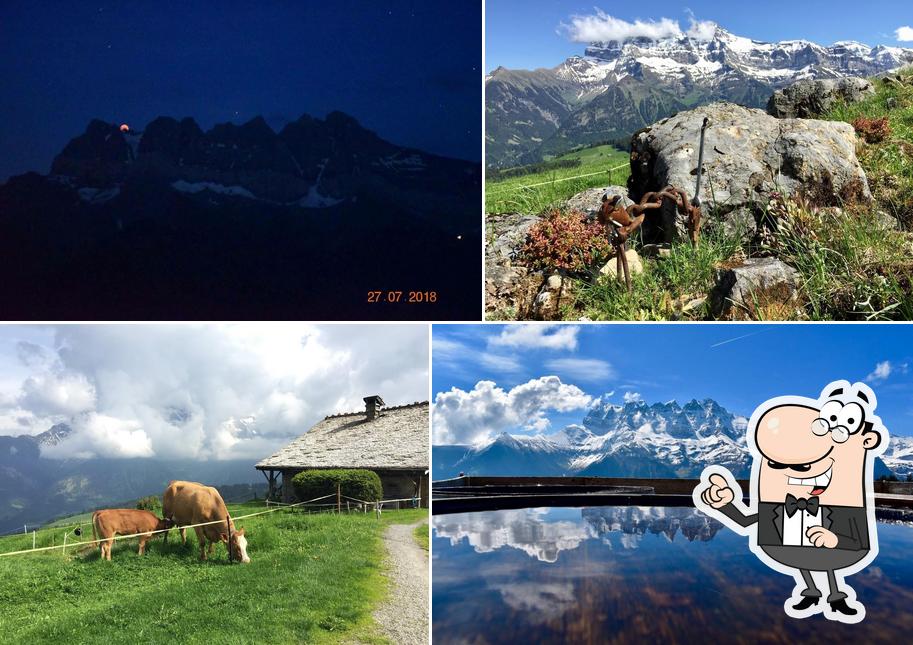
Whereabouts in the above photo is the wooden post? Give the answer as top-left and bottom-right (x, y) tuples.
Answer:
(32, 530), (36, 549)
(63, 532), (67, 556)
(24, 524), (27, 534)
(337, 483), (341, 514)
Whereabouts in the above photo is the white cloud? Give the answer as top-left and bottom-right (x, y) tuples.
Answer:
(479, 353), (523, 373)
(527, 417), (552, 433)
(866, 360), (910, 383)
(432, 376), (593, 444)
(560, 11), (717, 44)
(896, 26), (913, 42)
(623, 391), (643, 403)
(19, 372), (96, 416)
(686, 17), (717, 41)
(489, 325), (579, 351)
(432, 337), (466, 361)
(43, 413), (154, 459)
(543, 358), (614, 381)
(433, 336), (522, 374)
(867, 360), (892, 382)
(0, 324), (428, 461)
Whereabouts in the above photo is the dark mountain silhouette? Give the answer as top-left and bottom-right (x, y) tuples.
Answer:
(0, 112), (481, 320)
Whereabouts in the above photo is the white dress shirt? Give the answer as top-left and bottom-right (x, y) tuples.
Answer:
(783, 503), (822, 546)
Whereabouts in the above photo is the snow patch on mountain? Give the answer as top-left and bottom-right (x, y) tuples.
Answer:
(172, 180), (256, 199)
(882, 435), (913, 478)
(78, 186), (121, 204)
(375, 152), (427, 172)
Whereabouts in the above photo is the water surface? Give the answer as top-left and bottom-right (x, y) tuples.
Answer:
(432, 506), (913, 643)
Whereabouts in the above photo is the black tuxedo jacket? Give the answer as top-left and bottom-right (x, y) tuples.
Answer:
(719, 501), (870, 550)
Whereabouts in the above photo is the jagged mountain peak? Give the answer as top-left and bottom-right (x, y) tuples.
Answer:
(486, 23), (913, 168)
(38, 108), (447, 207)
(34, 422), (74, 448)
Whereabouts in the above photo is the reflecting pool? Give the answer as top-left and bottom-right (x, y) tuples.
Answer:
(432, 506), (913, 643)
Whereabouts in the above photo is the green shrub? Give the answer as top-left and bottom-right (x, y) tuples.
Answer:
(291, 469), (383, 504)
(521, 209), (611, 272)
(136, 495), (162, 513)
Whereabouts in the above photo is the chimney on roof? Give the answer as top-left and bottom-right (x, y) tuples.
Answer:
(364, 395), (385, 421)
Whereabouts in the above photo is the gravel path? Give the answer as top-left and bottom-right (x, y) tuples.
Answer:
(373, 520), (429, 645)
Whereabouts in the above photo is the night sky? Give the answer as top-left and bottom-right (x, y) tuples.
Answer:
(0, 1), (481, 182)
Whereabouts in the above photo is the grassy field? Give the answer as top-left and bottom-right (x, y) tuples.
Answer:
(485, 144), (630, 214)
(824, 73), (913, 226)
(0, 503), (427, 644)
(412, 522), (428, 552)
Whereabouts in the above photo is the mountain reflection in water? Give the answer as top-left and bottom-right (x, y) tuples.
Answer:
(433, 507), (722, 562)
(432, 505), (913, 644)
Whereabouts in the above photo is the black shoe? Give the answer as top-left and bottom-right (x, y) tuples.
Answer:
(829, 598), (858, 616)
(792, 596), (820, 611)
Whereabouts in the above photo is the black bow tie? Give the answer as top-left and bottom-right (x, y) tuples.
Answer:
(785, 494), (819, 517)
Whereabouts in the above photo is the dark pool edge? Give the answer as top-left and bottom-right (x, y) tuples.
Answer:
(431, 492), (700, 514)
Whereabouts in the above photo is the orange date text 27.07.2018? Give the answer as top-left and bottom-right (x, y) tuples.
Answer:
(366, 290), (437, 304)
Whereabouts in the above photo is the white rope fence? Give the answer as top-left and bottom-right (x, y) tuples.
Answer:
(486, 162), (629, 195)
(0, 493), (336, 559)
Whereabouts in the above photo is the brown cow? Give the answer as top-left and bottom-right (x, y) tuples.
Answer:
(162, 480), (250, 563)
(91, 509), (171, 561)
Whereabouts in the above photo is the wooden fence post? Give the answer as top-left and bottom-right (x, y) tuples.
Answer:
(337, 483), (341, 514)
(63, 532), (67, 556)
(32, 530), (36, 549)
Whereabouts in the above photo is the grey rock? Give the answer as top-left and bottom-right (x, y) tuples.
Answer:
(563, 185), (633, 219)
(767, 78), (875, 119)
(629, 102), (871, 243)
(710, 257), (800, 318)
(486, 212), (540, 263)
(533, 273), (576, 320)
(485, 212), (543, 318)
(876, 210), (900, 230)
(704, 207), (758, 240)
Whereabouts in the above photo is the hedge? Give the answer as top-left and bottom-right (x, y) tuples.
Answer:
(290, 469), (383, 503)
(135, 495), (162, 513)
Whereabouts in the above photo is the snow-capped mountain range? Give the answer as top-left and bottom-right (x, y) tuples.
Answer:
(433, 396), (909, 479)
(485, 24), (913, 167)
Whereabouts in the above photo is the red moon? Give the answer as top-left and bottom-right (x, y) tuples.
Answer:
(119, 124), (130, 132)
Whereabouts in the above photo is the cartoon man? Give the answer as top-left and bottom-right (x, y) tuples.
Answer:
(693, 380), (888, 623)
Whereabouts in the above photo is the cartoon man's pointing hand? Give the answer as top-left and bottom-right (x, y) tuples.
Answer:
(700, 473), (734, 508)
(694, 380), (888, 624)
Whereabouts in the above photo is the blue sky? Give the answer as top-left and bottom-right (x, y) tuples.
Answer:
(432, 324), (913, 444)
(0, 1), (481, 181)
(486, 1), (913, 71)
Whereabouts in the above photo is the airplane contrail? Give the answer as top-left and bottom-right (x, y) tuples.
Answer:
(709, 327), (775, 348)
